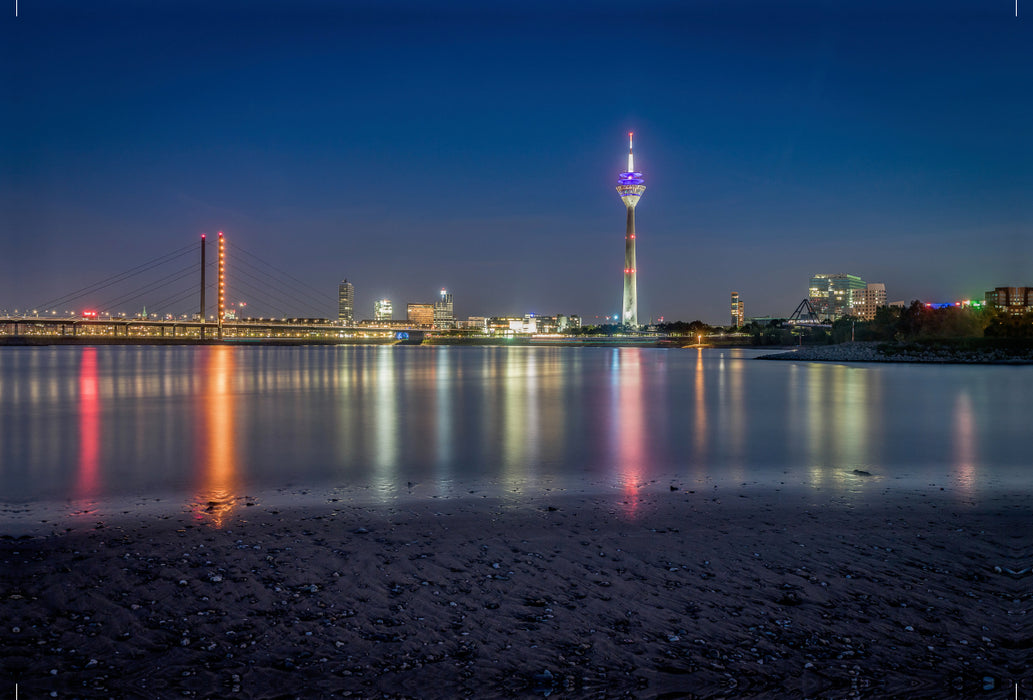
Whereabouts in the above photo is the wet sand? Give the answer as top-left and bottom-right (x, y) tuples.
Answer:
(2, 486), (1029, 698)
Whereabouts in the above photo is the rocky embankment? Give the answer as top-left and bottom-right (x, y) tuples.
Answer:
(759, 341), (1033, 364)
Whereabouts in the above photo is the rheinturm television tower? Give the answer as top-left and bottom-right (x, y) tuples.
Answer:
(616, 132), (645, 327)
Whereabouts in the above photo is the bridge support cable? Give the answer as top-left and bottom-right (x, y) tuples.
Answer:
(224, 274), (294, 319)
(232, 244), (330, 313)
(94, 262), (197, 313)
(230, 256), (326, 318)
(143, 280), (211, 318)
(150, 279), (220, 319)
(231, 257), (326, 317)
(34, 243), (196, 312)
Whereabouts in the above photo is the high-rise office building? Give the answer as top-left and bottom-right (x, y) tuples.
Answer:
(616, 133), (645, 327)
(433, 288), (455, 329)
(808, 274), (866, 320)
(407, 303), (434, 327)
(850, 283), (886, 321)
(730, 292), (745, 328)
(338, 280), (354, 325)
(374, 299), (393, 321)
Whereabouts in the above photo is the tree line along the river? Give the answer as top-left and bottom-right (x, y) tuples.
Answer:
(571, 302), (1033, 347)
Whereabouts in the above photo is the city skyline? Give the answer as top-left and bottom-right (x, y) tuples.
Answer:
(2, 1), (1030, 324)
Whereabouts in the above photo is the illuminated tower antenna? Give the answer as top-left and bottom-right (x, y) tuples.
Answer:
(616, 132), (645, 327)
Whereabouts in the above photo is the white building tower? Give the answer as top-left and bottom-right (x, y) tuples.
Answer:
(616, 133), (645, 327)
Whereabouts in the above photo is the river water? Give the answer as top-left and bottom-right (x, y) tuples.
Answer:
(0, 345), (1030, 513)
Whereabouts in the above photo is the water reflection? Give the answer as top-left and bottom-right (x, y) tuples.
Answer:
(610, 348), (648, 518)
(719, 352), (746, 481)
(953, 391), (976, 495)
(434, 348), (453, 478)
(501, 350), (531, 491)
(372, 347), (398, 498)
(796, 363), (878, 491)
(692, 348), (707, 468)
(76, 348), (100, 501)
(193, 346), (239, 527)
(0, 346), (1020, 508)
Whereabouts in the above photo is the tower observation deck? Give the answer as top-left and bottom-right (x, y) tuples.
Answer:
(616, 133), (645, 327)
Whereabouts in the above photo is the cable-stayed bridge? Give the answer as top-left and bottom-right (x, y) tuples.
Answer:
(0, 235), (417, 345)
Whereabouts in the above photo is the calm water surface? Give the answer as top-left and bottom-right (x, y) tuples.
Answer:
(0, 345), (1030, 511)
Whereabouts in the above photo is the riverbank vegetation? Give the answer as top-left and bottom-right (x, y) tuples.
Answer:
(828, 301), (1032, 343)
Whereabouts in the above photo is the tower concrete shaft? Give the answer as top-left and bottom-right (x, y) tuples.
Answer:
(616, 133), (645, 327)
(623, 207), (638, 326)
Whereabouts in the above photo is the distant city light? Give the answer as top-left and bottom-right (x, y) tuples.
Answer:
(925, 300), (984, 309)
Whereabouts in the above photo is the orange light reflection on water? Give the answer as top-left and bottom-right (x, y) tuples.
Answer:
(193, 346), (239, 528)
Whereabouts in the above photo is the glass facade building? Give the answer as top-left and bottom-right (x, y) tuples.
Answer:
(730, 292), (744, 328)
(808, 274), (866, 320)
(337, 280), (354, 325)
(374, 299), (393, 321)
(433, 289), (455, 329)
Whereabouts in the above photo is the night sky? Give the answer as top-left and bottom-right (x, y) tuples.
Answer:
(2, 1), (1030, 324)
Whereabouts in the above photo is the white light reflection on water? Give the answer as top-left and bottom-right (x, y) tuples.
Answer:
(953, 391), (977, 496)
(333, 347), (356, 487)
(801, 364), (874, 492)
(372, 346), (399, 500)
(434, 348), (454, 485)
(537, 350), (568, 486)
(500, 349), (537, 494)
(722, 351), (746, 483)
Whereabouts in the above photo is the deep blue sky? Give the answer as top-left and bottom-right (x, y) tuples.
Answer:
(2, 0), (1030, 323)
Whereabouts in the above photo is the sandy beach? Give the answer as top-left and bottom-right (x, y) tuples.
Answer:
(2, 485), (1029, 698)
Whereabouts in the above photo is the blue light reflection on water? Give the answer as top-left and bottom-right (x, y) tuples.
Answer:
(0, 345), (1030, 506)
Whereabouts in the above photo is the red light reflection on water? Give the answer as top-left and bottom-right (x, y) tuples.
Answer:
(611, 348), (647, 519)
(75, 347), (100, 501)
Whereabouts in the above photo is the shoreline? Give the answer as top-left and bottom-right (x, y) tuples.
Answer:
(3, 487), (1027, 698)
(0, 334), (756, 349)
(759, 341), (1033, 365)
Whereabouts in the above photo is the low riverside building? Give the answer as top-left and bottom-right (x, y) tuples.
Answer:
(985, 287), (1033, 314)
(407, 303), (434, 328)
(850, 283), (887, 321)
(357, 319), (413, 329)
(481, 314), (582, 336)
